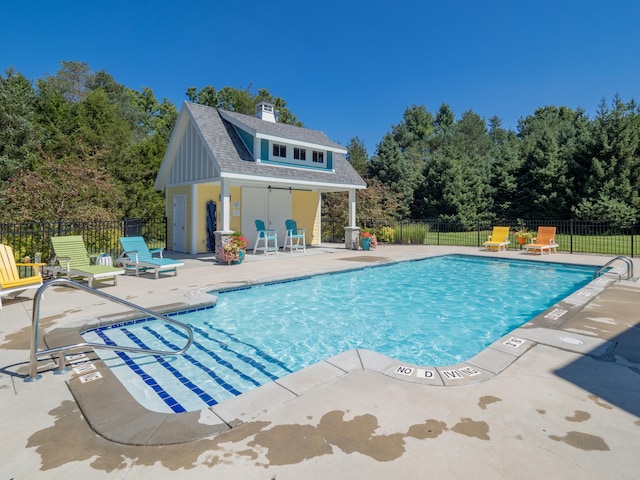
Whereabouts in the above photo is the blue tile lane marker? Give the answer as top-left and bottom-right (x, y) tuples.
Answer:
(140, 327), (242, 399)
(155, 325), (262, 387)
(94, 329), (186, 413)
(203, 321), (293, 373)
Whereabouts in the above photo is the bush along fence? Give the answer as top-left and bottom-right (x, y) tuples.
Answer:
(322, 218), (638, 257)
(0, 218), (167, 263)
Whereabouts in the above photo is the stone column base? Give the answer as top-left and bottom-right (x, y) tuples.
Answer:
(213, 231), (234, 258)
(344, 227), (360, 250)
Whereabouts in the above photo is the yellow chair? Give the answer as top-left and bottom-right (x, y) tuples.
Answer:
(523, 227), (559, 255)
(483, 226), (511, 251)
(0, 244), (45, 308)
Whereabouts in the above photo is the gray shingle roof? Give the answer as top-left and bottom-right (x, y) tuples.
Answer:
(185, 102), (366, 188)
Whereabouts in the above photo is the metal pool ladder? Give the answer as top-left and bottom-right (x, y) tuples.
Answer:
(25, 278), (194, 382)
(593, 256), (634, 281)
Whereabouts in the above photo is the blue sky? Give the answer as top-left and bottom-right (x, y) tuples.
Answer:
(2, 0), (639, 155)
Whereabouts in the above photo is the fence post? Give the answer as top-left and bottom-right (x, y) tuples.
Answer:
(570, 219), (574, 254)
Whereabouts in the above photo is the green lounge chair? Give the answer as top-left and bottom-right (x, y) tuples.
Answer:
(117, 236), (183, 278)
(51, 235), (124, 287)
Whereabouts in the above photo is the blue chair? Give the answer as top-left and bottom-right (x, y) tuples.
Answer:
(253, 220), (278, 255)
(284, 219), (306, 253)
(117, 236), (184, 278)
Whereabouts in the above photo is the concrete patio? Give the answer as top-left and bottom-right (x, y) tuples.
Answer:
(1, 245), (639, 479)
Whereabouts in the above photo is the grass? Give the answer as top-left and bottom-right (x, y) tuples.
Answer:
(388, 229), (637, 257)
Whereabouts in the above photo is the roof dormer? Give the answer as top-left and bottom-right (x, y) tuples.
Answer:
(255, 100), (277, 123)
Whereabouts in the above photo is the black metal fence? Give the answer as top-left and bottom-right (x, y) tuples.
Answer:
(0, 218), (167, 263)
(3, 217), (637, 261)
(323, 218), (638, 257)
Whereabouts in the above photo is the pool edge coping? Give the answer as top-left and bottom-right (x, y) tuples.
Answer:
(41, 265), (618, 446)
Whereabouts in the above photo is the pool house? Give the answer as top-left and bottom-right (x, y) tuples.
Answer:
(154, 100), (366, 254)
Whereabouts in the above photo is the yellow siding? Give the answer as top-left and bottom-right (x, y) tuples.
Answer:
(196, 184), (220, 253)
(229, 186), (243, 233)
(292, 191), (320, 244)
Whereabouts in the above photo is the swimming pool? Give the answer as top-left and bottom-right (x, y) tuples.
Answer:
(82, 255), (594, 413)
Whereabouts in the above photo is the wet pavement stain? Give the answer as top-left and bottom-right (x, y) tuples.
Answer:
(25, 400), (256, 473)
(565, 410), (591, 423)
(478, 395), (502, 410)
(27, 403), (489, 472)
(587, 394), (613, 410)
(245, 413), (456, 466)
(406, 419), (448, 439)
(548, 431), (609, 451)
(450, 418), (490, 440)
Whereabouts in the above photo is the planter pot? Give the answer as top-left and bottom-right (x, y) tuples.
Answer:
(231, 249), (245, 264)
(362, 238), (371, 251)
(516, 237), (527, 245)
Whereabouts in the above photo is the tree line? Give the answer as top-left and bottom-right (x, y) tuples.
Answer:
(2, 61), (639, 229)
(344, 99), (640, 229)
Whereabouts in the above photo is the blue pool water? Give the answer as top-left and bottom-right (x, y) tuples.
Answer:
(82, 255), (594, 413)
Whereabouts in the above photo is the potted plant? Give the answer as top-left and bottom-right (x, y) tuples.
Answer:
(360, 231), (378, 251)
(514, 229), (533, 245)
(219, 233), (248, 264)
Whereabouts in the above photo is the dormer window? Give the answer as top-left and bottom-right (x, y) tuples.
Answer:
(312, 151), (324, 163)
(273, 143), (286, 158)
(294, 147), (306, 160)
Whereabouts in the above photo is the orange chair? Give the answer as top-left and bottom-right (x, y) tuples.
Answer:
(523, 227), (559, 255)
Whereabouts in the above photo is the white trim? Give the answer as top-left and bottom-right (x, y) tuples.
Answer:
(190, 183), (199, 254)
(221, 172), (366, 190)
(256, 132), (347, 154)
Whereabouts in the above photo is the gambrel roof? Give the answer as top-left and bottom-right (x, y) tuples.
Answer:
(155, 102), (366, 191)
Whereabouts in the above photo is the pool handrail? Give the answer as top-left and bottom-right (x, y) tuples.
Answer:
(593, 255), (633, 280)
(593, 256), (634, 281)
(25, 278), (194, 382)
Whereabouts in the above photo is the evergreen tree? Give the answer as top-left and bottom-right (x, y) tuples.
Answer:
(345, 136), (368, 177)
(0, 69), (41, 181)
(574, 95), (640, 222)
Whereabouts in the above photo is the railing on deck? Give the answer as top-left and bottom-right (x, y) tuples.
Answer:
(322, 218), (638, 258)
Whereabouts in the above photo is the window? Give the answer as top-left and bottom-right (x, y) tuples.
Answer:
(312, 151), (324, 163)
(272, 143), (286, 158)
(294, 147), (306, 160)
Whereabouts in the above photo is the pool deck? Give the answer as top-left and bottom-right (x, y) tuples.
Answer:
(1, 245), (639, 479)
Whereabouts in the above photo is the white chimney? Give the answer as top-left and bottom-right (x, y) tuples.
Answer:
(255, 100), (276, 122)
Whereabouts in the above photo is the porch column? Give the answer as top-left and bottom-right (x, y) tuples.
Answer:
(348, 188), (357, 227)
(214, 178), (233, 255)
(220, 177), (231, 232)
(344, 188), (360, 250)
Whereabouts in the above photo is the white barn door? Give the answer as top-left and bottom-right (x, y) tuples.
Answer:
(242, 187), (291, 248)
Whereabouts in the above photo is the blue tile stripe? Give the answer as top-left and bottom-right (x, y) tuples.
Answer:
(203, 322), (293, 373)
(164, 324), (263, 386)
(94, 329), (186, 413)
(119, 328), (224, 408)
(140, 326), (242, 399)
